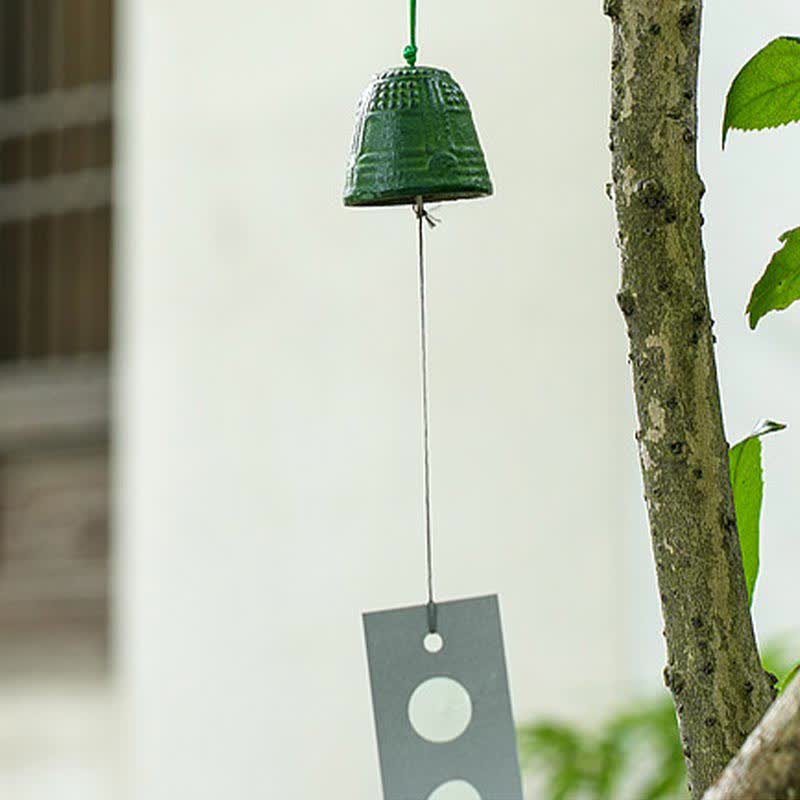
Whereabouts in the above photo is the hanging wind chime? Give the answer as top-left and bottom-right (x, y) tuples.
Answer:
(344, 3), (523, 800)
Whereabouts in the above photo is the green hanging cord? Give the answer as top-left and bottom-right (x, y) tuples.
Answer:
(403, 0), (418, 67)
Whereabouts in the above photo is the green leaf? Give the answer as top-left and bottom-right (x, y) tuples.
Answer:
(777, 662), (800, 694)
(728, 420), (785, 604)
(723, 37), (800, 146)
(747, 228), (800, 329)
(518, 699), (689, 800)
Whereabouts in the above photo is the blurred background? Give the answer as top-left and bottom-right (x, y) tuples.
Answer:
(0, 0), (797, 798)
(0, 1), (112, 798)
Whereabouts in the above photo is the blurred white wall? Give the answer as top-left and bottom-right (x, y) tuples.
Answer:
(115, 1), (630, 797)
(115, 0), (800, 798)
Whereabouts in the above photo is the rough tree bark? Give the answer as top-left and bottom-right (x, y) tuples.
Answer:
(603, 1), (775, 796)
(704, 675), (800, 799)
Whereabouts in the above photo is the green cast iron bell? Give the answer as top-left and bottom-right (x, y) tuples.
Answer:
(343, 65), (493, 207)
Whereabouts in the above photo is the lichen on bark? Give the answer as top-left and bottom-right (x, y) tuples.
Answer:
(604, 1), (774, 796)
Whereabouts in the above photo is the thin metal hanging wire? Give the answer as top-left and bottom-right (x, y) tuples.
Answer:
(415, 196), (438, 633)
(407, 6), (439, 634)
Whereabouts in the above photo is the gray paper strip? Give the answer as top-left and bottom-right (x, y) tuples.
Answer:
(363, 594), (523, 800)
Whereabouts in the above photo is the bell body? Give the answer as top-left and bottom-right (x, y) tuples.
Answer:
(344, 66), (493, 206)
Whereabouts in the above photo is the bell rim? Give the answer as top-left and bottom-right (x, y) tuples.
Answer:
(343, 186), (493, 208)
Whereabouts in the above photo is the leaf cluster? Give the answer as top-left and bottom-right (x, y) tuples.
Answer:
(724, 37), (800, 327)
(518, 645), (798, 800)
(518, 696), (686, 800)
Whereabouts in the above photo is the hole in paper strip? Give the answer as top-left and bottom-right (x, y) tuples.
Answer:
(424, 632), (444, 653)
(408, 677), (472, 743)
(427, 779), (482, 800)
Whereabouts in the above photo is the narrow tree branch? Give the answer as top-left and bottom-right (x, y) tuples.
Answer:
(604, 1), (774, 796)
(704, 676), (800, 799)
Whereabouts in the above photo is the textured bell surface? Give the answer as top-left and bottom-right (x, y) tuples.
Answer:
(343, 66), (493, 206)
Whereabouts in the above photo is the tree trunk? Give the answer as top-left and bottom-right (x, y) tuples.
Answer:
(704, 675), (800, 799)
(604, 1), (774, 796)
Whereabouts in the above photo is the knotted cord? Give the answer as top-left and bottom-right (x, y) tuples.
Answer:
(403, 0), (418, 66)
